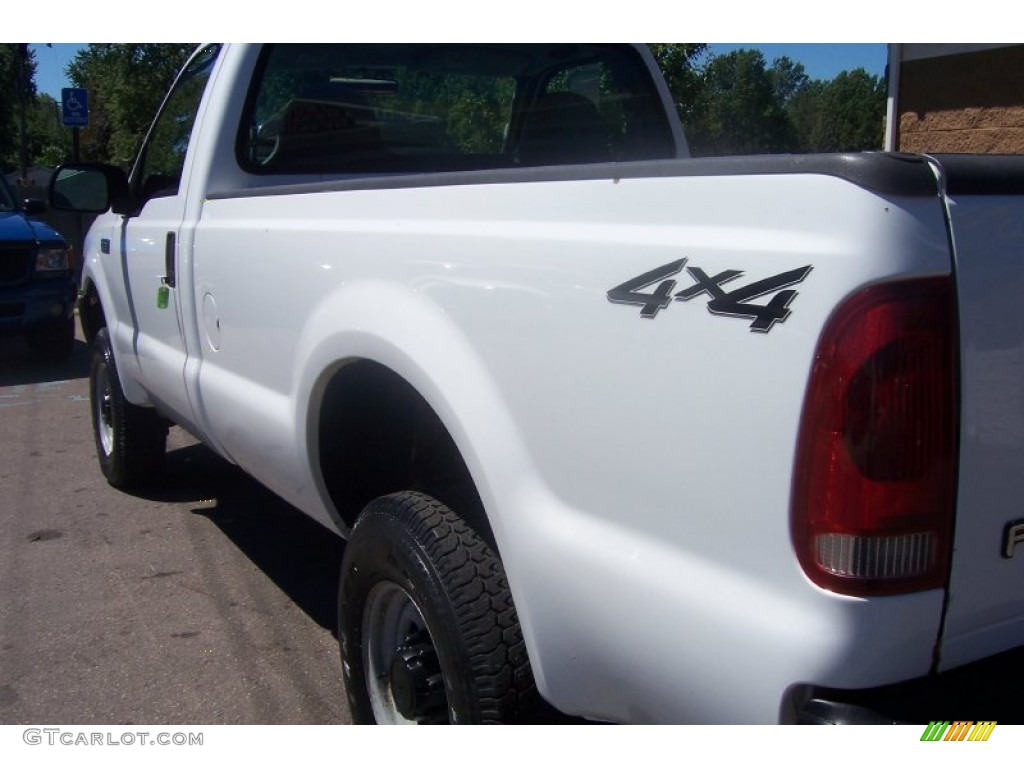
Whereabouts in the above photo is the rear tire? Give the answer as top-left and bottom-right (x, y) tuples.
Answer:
(339, 491), (540, 724)
(90, 328), (167, 488)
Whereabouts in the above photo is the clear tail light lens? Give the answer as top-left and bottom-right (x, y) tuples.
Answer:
(792, 278), (958, 596)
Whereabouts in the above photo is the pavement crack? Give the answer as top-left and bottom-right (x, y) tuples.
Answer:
(26, 529), (64, 542)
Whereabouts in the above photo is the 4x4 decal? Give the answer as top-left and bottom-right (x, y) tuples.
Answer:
(607, 258), (812, 332)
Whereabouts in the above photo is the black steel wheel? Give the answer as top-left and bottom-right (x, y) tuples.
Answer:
(339, 491), (540, 724)
(89, 328), (167, 488)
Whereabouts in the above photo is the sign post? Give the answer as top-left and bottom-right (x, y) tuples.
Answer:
(61, 87), (90, 269)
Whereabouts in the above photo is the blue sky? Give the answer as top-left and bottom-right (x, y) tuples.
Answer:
(31, 44), (84, 101)
(30, 43), (888, 102)
(708, 44), (887, 81)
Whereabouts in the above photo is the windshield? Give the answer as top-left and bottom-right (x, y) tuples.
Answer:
(0, 175), (16, 212)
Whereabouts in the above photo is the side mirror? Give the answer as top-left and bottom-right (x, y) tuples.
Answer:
(22, 198), (47, 216)
(49, 163), (130, 215)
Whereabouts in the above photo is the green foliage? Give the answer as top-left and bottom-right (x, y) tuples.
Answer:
(647, 44), (708, 125)
(788, 68), (886, 152)
(687, 49), (798, 156)
(66, 44), (197, 167)
(26, 94), (71, 167)
(0, 46), (21, 170)
(0, 44), (37, 173)
(770, 56), (809, 105)
(650, 45), (887, 156)
(138, 45), (220, 197)
(3, 44), (202, 174)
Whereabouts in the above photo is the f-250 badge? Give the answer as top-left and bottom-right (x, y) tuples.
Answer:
(607, 258), (812, 333)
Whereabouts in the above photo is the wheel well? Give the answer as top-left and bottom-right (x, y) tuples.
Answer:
(316, 360), (496, 552)
(78, 280), (106, 345)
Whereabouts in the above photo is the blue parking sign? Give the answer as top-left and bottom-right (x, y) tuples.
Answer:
(62, 88), (89, 127)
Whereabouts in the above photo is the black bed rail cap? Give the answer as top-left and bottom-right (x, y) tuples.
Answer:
(929, 154), (1024, 196)
(211, 151), (942, 201)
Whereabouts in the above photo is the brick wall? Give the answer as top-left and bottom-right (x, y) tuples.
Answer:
(897, 46), (1024, 154)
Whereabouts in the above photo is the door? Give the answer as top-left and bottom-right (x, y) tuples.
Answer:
(120, 45), (220, 426)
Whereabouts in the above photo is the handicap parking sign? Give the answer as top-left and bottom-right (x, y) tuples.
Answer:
(62, 88), (89, 127)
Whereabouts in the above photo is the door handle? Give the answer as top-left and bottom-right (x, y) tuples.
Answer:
(163, 231), (177, 288)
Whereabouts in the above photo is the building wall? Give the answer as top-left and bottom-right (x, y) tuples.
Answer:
(897, 45), (1024, 154)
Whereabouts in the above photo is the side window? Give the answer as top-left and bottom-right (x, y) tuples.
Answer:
(238, 44), (676, 177)
(133, 45), (220, 206)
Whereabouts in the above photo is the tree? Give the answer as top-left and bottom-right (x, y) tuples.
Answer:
(788, 68), (886, 152)
(786, 81), (827, 152)
(27, 94), (71, 167)
(652, 45), (887, 156)
(687, 49), (798, 156)
(647, 44), (709, 127)
(0, 45), (20, 171)
(1, 46), (73, 172)
(0, 44), (37, 174)
(770, 56), (809, 106)
(66, 44), (197, 166)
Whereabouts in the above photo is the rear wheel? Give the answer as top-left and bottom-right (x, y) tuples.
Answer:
(90, 328), (167, 488)
(338, 491), (540, 724)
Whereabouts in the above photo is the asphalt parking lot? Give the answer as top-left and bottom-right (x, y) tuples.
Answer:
(0, 324), (351, 724)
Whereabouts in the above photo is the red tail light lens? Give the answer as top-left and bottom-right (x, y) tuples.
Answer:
(792, 278), (958, 596)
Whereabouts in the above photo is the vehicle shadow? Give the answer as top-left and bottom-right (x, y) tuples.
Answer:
(126, 439), (584, 724)
(156, 440), (345, 635)
(0, 335), (91, 386)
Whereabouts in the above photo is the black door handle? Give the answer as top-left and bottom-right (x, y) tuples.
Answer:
(163, 231), (176, 288)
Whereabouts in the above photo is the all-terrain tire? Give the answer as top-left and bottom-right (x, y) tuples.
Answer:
(339, 491), (541, 724)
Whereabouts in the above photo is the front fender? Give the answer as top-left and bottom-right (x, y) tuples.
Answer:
(79, 216), (150, 406)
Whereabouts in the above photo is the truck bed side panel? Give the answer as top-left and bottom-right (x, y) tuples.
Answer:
(193, 168), (953, 722)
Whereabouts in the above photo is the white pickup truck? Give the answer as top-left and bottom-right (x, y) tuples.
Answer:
(51, 43), (1024, 725)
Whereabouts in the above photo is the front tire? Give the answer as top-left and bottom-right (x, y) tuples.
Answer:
(339, 491), (539, 724)
(90, 328), (167, 488)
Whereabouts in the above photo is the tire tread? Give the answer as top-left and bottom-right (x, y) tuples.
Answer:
(343, 491), (543, 723)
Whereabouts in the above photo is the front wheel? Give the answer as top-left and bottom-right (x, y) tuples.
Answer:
(90, 328), (167, 488)
(338, 491), (540, 724)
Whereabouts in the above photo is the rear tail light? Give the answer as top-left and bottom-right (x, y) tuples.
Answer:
(792, 278), (958, 596)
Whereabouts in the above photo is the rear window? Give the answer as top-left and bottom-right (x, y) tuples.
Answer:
(238, 44), (676, 176)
